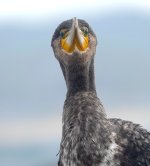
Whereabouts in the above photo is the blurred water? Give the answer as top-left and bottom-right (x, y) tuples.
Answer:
(0, 143), (59, 166)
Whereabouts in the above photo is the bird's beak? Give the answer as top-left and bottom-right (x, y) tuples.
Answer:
(61, 18), (89, 53)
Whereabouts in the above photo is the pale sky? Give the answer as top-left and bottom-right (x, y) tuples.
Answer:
(0, 0), (150, 20)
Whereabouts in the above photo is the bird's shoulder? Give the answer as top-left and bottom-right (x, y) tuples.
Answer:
(109, 118), (150, 166)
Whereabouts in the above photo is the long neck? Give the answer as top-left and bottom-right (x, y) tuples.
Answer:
(61, 58), (96, 97)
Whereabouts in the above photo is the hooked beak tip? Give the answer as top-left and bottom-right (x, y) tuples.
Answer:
(60, 17), (89, 53)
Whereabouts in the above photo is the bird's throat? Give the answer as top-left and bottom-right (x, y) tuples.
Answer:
(63, 58), (96, 97)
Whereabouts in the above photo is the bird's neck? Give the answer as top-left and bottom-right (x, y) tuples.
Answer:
(64, 58), (96, 97)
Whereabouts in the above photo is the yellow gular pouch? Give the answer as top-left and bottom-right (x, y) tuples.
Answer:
(60, 31), (89, 53)
(75, 33), (89, 52)
(61, 37), (75, 53)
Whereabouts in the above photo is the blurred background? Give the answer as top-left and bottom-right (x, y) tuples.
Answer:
(0, 0), (150, 165)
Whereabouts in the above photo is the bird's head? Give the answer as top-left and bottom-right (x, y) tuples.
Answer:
(51, 18), (97, 66)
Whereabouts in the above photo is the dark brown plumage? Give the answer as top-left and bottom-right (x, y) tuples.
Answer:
(51, 18), (150, 166)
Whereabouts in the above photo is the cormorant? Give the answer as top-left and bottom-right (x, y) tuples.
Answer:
(51, 18), (150, 166)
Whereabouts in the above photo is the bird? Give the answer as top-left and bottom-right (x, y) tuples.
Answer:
(51, 18), (150, 166)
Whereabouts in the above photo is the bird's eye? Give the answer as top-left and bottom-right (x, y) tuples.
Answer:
(60, 31), (65, 38)
(60, 29), (68, 39)
(81, 27), (88, 37)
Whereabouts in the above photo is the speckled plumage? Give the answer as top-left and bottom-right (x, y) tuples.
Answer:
(51, 18), (150, 166)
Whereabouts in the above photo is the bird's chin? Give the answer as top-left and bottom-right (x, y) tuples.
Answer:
(61, 46), (89, 56)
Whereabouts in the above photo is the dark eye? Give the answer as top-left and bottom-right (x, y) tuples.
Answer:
(81, 27), (88, 37)
(60, 31), (65, 37)
(60, 29), (68, 38)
